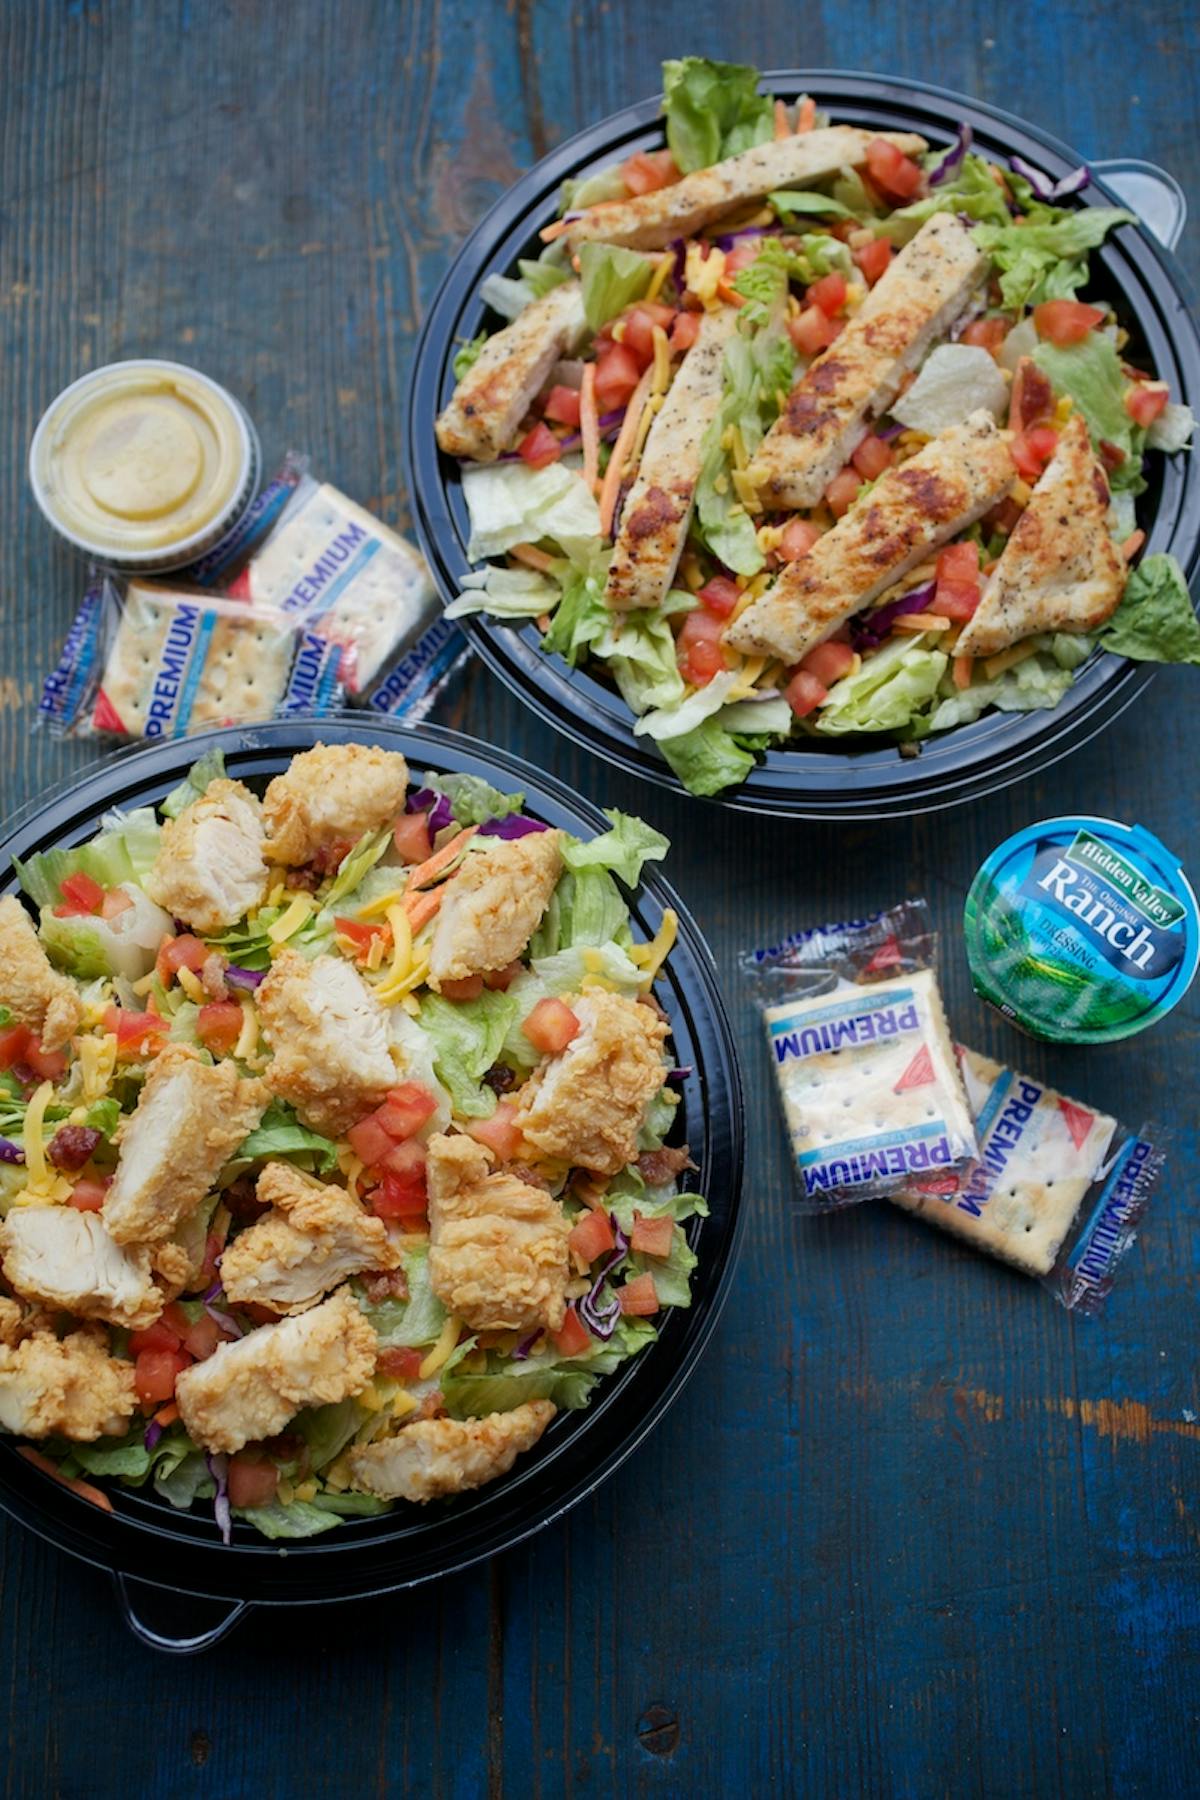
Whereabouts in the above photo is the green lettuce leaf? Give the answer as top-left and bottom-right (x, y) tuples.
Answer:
(352, 1245), (448, 1350)
(38, 883), (172, 982)
(1099, 553), (1200, 665)
(16, 807), (163, 911)
(560, 163), (628, 212)
(223, 1100), (339, 1180)
(447, 566), (562, 621)
(527, 866), (631, 961)
(540, 558), (611, 667)
(732, 236), (849, 328)
(417, 989), (519, 1117)
(578, 242), (654, 331)
(293, 1396), (372, 1469)
(560, 810), (668, 887)
(453, 331), (487, 380)
(161, 748), (227, 820)
(659, 718), (757, 795)
(232, 1499), (344, 1540)
(516, 252), (572, 299)
(877, 153), (1014, 242)
(440, 1316), (658, 1418)
(462, 461), (602, 562)
(695, 320), (796, 575)
(591, 597), (692, 715)
(154, 1448), (214, 1509)
(322, 828), (392, 908)
(814, 636), (948, 736)
(422, 772), (524, 828)
(1032, 333), (1144, 480)
(768, 188), (857, 223)
(922, 641), (1082, 732)
(661, 56), (773, 172)
(974, 206), (1134, 309)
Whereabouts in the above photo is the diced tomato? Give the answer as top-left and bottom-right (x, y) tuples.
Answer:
(347, 1113), (395, 1170)
(622, 303), (676, 367)
(853, 237), (893, 285)
(697, 576), (741, 619)
(1011, 425), (1059, 483)
(103, 1005), (169, 1060)
(159, 1301), (191, 1338)
(851, 434), (893, 480)
(778, 519), (821, 562)
(1126, 382), (1169, 427)
(518, 421), (562, 469)
(801, 641), (856, 686)
(551, 1308), (592, 1357)
(182, 1312), (227, 1362)
(568, 1209), (616, 1262)
(936, 582), (981, 621)
(808, 271), (847, 317)
(376, 1082), (439, 1141)
(377, 1345), (425, 1381)
(68, 1177), (109, 1212)
(789, 305), (840, 357)
(959, 317), (1009, 356)
(523, 997), (581, 1056)
(198, 1228), (226, 1294)
(1033, 300), (1105, 346)
(0, 1023), (30, 1070)
(483, 960), (523, 991)
(670, 311), (701, 353)
(134, 1347), (191, 1408)
(784, 669), (828, 719)
(1009, 357), (1055, 433)
(129, 1318), (182, 1356)
(630, 1211), (675, 1258)
(677, 608), (728, 686)
(593, 343), (642, 413)
(23, 1039), (67, 1081)
(227, 1453), (280, 1511)
(543, 384), (582, 427)
(55, 871), (106, 916)
(622, 148), (680, 195)
(824, 467), (863, 518)
(618, 1273), (660, 1316)
(466, 1098), (524, 1162)
(373, 1156), (429, 1220)
(196, 1001), (243, 1056)
(156, 934), (208, 984)
(1098, 439), (1126, 474)
(393, 811), (433, 865)
(722, 242), (761, 278)
(937, 542), (979, 586)
(335, 916), (389, 960)
(865, 138), (924, 201)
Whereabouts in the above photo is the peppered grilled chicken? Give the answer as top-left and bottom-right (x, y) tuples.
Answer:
(724, 410), (1016, 664)
(749, 214), (988, 509)
(435, 280), (588, 463)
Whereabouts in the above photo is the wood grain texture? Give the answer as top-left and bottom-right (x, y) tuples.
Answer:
(1, 1), (1198, 1795)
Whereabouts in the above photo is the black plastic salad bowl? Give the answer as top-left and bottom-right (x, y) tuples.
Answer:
(407, 70), (1200, 819)
(0, 718), (744, 1651)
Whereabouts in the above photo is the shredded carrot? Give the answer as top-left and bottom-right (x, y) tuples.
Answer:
(403, 888), (444, 933)
(599, 366), (655, 538)
(773, 98), (790, 139)
(893, 612), (953, 632)
(1122, 528), (1146, 562)
(953, 654), (974, 690)
(539, 219), (570, 243)
(797, 96), (816, 132)
(509, 542), (557, 573)
(716, 280), (747, 307)
(17, 1445), (114, 1512)
(580, 363), (600, 495)
(153, 1402), (180, 1428)
(405, 826), (477, 892)
(536, 612), (552, 633)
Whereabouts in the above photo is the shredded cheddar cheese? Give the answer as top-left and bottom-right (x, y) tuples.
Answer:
(645, 249), (675, 303)
(383, 905), (414, 985)
(356, 886), (406, 923)
(176, 965), (205, 1003)
(80, 1032), (117, 1104)
(233, 996), (258, 1061)
(630, 910), (678, 988)
(419, 1315), (463, 1380)
(20, 1082), (53, 1189)
(267, 893), (314, 944)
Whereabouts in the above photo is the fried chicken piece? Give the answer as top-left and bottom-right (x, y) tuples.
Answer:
(0, 1321), (137, 1441)
(175, 1287), (377, 1454)
(428, 831), (563, 989)
(0, 1206), (163, 1331)
(426, 1133), (571, 1333)
(102, 1044), (268, 1246)
(348, 1400), (556, 1502)
(220, 1162), (402, 1315)
(260, 743), (409, 866)
(258, 949), (396, 1137)
(144, 777), (269, 934)
(514, 991), (669, 1175)
(0, 896), (82, 1052)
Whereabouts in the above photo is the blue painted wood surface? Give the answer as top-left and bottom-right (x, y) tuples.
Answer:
(1, 3), (1198, 1794)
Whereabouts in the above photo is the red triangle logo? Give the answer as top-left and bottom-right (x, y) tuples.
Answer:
(225, 568), (252, 600)
(91, 688), (126, 735)
(866, 935), (902, 975)
(894, 1044), (934, 1092)
(1059, 1099), (1094, 1149)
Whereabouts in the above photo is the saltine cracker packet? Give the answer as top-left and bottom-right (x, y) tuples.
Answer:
(893, 1046), (1166, 1314)
(742, 902), (977, 1212)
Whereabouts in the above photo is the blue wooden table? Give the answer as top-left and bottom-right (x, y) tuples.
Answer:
(2, 4), (1198, 1794)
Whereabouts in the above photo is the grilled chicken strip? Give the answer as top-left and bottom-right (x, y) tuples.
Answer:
(604, 307), (737, 611)
(725, 411), (1015, 663)
(749, 214), (988, 509)
(563, 127), (927, 253)
(955, 414), (1127, 659)
(435, 280), (587, 463)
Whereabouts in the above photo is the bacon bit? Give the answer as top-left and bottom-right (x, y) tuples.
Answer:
(284, 865), (322, 892)
(201, 953), (229, 1000)
(1121, 529), (1146, 562)
(773, 98), (791, 139)
(797, 96), (816, 132)
(507, 1161), (554, 1192)
(17, 1446), (113, 1512)
(1098, 439), (1126, 474)
(636, 1145), (697, 1186)
(361, 1268), (410, 1304)
(415, 1390), (447, 1421)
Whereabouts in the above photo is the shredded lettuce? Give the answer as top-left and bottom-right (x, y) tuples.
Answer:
(814, 637), (948, 736)
(974, 206), (1134, 310)
(1148, 402), (1195, 454)
(231, 1499), (344, 1540)
(659, 718), (756, 795)
(560, 811), (668, 887)
(922, 643), (1082, 732)
(441, 1316), (658, 1418)
(447, 566), (561, 621)
(16, 808), (163, 912)
(1032, 333), (1139, 460)
(453, 331), (487, 380)
(768, 188), (857, 223)
(878, 153), (1014, 242)
(462, 461), (602, 562)
(731, 237), (849, 330)
(660, 56), (773, 172)
(1099, 554), (1200, 665)
(38, 884), (172, 982)
(516, 251), (572, 299)
(223, 1100), (339, 1180)
(294, 1397), (372, 1468)
(561, 162), (628, 212)
(578, 242), (654, 331)
(695, 320), (796, 575)
(322, 828), (392, 909)
(421, 772), (524, 828)
(891, 344), (1008, 434)
(353, 1245), (447, 1349)
(591, 594), (693, 715)
(417, 989), (519, 1118)
(528, 866), (631, 960)
(161, 748), (227, 821)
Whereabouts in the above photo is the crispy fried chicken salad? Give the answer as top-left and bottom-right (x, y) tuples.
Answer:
(0, 743), (702, 1539)
(440, 56), (1200, 796)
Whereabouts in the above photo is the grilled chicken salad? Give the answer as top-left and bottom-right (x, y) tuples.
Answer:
(441, 56), (1200, 796)
(0, 743), (702, 1539)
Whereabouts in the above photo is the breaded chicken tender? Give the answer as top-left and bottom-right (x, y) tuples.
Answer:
(348, 1400), (556, 1502)
(175, 1287), (377, 1454)
(0, 1321), (137, 1441)
(220, 1162), (402, 1314)
(261, 742), (409, 866)
(428, 831), (563, 989)
(0, 1206), (163, 1331)
(0, 895), (83, 1052)
(102, 1044), (268, 1246)
(258, 949), (396, 1137)
(145, 778), (269, 934)
(515, 991), (670, 1175)
(426, 1133), (572, 1332)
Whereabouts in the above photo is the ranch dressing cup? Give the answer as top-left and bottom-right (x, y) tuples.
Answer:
(964, 817), (1199, 1045)
(29, 360), (260, 573)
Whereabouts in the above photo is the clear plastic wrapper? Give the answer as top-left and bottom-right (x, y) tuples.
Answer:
(37, 575), (344, 739)
(892, 1044), (1166, 1315)
(741, 901), (977, 1211)
(180, 450), (309, 587)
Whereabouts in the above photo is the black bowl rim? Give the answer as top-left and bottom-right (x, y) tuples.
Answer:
(0, 717), (745, 1607)
(407, 68), (1200, 819)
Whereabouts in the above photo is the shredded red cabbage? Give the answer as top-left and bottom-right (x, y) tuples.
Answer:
(850, 579), (938, 651)
(144, 1419), (164, 1452)
(0, 1137), (24, 1164)
(666, 1066), (693, 1083)
(1009, 154), (1091, 203)
(929, 124), (972, 187)
(874, 419), (904, 441)
(477, 815), (549, 839)
(204, 1300), (244, 1339)
(206, 1451), (232, 1546)
(407, 788), (454, 835)
(714, 223), (777, 251)
(512, 1329), (542, 1361)
(579, 1216), (630, 1340)
(224, 964), (265, 992)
